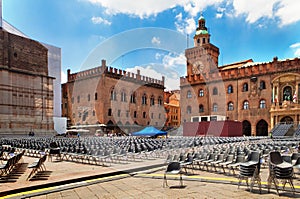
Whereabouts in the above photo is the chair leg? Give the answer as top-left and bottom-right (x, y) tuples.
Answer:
(163, 173), (168, 188)
(179, 173), (183, 187)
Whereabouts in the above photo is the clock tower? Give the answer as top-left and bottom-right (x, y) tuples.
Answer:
(185, 14), (219, 75)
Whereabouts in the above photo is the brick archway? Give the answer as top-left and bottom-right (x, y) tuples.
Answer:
(256, 119), (268, 136)
(242, 120), (251, 136)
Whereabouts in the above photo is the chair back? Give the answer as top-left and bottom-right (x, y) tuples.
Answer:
(166, 162), (181, 172)
(269, 151), (283, 165)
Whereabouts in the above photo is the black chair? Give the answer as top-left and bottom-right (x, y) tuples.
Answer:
(267, 151), (295, 195)
(163, 162), (184, 188)
(238, 151), (261, 193)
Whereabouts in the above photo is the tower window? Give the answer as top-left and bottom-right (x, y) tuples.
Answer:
(187, 90), (192, 98)
(259, 100), (266, 109)
(260, 81), (266, 90)
(187, 106), (192, 114)
(213, 87), (218, 95)
(243, 83), (248, 92)
(227, 85), (233, 94)
(202, 38), (205, 44)
(228, 102), (234, 111)
(199, 89), (204, 97)
(243, 101), (249, 110)
(212, 103), (218, 112)
(199, 104), (204, 113)
(197, 38), (200, 44)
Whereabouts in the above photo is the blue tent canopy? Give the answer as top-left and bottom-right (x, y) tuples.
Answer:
(132, 126), (167, 137)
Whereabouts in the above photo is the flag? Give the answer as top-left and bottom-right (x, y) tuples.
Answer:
(293, 91), (297, 103)
(274, 95), (278, 103)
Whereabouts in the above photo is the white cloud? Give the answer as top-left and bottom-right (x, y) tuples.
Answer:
(290, 43), (300, 49)
(232, 0), (277, 24)
(126, 65), (180, 90)
(175, 17), (196, 35)
(162, 53), (186, 68)
(125, 53), (186, 90)
(85, 0), (300, 29)
(275, 0), (300, 26)
(155, 52), (162, 60)
(91, 16), (112, 25)
(230, 0), (300, 26)
(151, 36), (161, 45)
(290, 42), (300, 57)
(87, 0), (182, 18)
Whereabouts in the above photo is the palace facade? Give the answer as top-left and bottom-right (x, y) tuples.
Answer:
(62, 60), (166, 135)
(180, 15), (300, 136)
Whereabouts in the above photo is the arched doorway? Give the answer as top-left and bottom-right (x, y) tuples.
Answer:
(280, 116), (293, 124)
(256, 120), (268, 136)
(242, 120), (251, 136)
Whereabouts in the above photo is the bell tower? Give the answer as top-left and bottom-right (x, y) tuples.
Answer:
(185, 13), (219, 76)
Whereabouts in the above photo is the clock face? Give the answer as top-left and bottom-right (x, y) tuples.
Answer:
(192, 60), (204, 74)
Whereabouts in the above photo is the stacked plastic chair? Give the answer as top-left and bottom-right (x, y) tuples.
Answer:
(238, 151), (261, 193)
(267, 151), (295, 195)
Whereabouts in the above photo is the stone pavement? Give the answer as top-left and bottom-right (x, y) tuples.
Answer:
(1, 155), (300, 199)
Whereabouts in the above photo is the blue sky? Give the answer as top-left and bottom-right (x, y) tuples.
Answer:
(3, 0), (300, 90)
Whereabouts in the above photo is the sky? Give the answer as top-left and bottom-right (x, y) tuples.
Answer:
(3, 0), (300, 90)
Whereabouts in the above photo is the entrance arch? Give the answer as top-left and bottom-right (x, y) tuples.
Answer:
(242, 120), (251, 136)
(256, 120), (268, 136)
(280, 116), (293, 124)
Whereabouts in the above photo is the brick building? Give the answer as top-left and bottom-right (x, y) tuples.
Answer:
(164, 90), (180, 129)
(0, 28), (54, 135)
(62, 60), (166, 135)
(180, 14), (300, 136)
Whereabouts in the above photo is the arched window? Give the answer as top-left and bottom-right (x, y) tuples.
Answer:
(283, 86), (292, 101)
(187, 90), (192, 98)
(259, 99), (266, 109)
(259, 81), (266, 90)
(108, 108), (112, 116)
(228, 102), (234, 111)
(158, 96), (163, 106)
(142, 93), (147, 105)
(227, 85), (233, 94)
(243, 83), (248, 92)
(110, 88), (117, 101)
(121, 90), (127, 102)
(143, 112), (146, 118)
(150, 95), (155, 106)
(199, 89), (204, 97)
(130, 92), (136, 103)
(199, 104), (204, 113)
(213, 87), (218, 95)
(94, 92), (98, 100)
(243, 101), (249, 110)
(197, 38), (200, 44)
(187, 106), (192, 114)
(134, 111), (137, 118)
(212, 103), (218, 112)
(77, 95), (80, 103)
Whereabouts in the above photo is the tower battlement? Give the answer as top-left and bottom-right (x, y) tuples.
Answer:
(67, 59), (165, 87)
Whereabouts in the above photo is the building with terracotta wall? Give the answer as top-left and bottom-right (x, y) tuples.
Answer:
(164, 90), (180, 129)
(0, 29), (54, 135)
(62, 60), (166, 135)
(180, 14), (300, 136)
